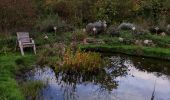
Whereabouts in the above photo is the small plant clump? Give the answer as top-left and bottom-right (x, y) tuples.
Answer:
(21, 81), (45, 100)
(61, 48), (104, 72)
(72, 30), (87, 42)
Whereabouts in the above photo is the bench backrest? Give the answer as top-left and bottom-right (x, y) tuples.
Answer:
(17, 32), (30, 43)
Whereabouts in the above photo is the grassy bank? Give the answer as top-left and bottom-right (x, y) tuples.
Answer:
(79, 44), (170, 60)
(1, 30), (170, 99)
(0, 53), (36, 100)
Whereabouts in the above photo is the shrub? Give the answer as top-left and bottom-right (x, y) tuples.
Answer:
(37, 43), (66, 66)
(149, 26), (166, 34)
(21, 81), (45, 100)
(0, 36), (16, 53)
(106, 25), (120, 36)
(119, 31), (134, 44)
(62, 48), (104, 72)
(0, 46), (11, 55)
(72, 30), (87, 42)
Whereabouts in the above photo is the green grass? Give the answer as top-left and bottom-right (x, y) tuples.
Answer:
(143, 34), (170, 47)
(79, 44), (170, 60)
(21, 81), (45, 100)
(85, 31), (170, 59)
(97, 31), (170, 48)
(0, 53), (36, 100)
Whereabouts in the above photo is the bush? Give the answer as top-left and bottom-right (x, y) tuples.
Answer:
(149, 26), (166, 34)
(21, 81), (45, 100)
(62, 48), (104, 72)
(37, 43), (66, 66)
(0, 36), (16, 53)
(106, 25), (120, 36)
(72, 30), (87, 41)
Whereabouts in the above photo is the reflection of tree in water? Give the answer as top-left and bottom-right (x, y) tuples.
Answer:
(130, 57), (170, 76)
(53, 56), (128, 100)
(108, 54), (170, 77)
(61, 83), (77, 100)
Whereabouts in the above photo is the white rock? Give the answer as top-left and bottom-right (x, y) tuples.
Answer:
(44, 35), (48, 39)
(119, 37), (124, 42)
(93, 27), (97, 32)
(143, 40), (149, 44)
(160, 32), (166, 36)
(132, 27), (136, 31)
(144, 40), (152, 45)
(83, 28), (86, 32)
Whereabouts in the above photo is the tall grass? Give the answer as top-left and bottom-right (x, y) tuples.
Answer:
(62, 48), (104, 72)
(21, 81), (45, 100)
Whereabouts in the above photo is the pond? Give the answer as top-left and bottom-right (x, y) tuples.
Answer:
(26, 54), (170, 100)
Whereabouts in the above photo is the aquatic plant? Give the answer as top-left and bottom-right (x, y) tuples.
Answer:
(61, 48), (104, 72)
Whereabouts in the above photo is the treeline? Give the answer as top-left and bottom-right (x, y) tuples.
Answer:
(0, 0), (170, 33)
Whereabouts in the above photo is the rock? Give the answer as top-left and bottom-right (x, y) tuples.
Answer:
(160, 32), (166, 36)
(83, 28), (86, 32)
(86, 20), (107, 35)
(143, 40), (154, 46)
(44, 35), (48, 39)
(118, 37), (124, 42)
(143, 40), (149, 44)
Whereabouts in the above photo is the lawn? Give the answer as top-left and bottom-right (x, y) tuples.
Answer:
(0, 53), (36, 100)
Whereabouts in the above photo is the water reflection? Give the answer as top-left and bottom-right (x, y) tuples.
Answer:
(26, 54), (170, 100)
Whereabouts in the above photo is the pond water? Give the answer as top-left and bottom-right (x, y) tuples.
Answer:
(26, 54), (170, 100)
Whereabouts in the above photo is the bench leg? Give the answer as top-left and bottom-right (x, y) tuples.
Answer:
(33, 45), (36, 54)
(19, 46), (24, 56)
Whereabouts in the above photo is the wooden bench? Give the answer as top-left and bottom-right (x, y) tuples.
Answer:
(17, 32), (36, 56)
